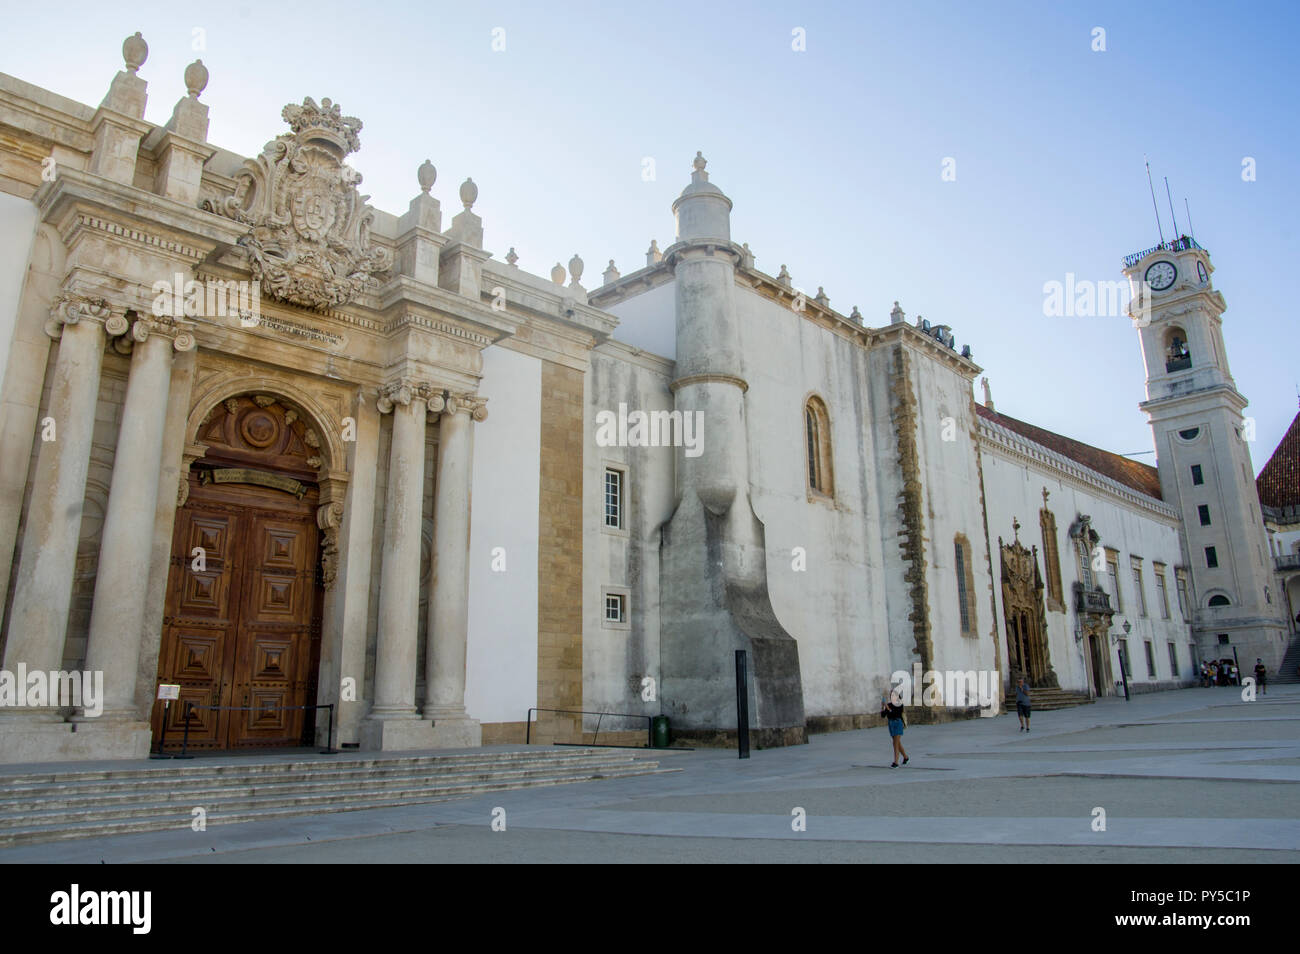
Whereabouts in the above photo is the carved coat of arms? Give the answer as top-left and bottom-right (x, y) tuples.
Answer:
(203, 97), (391, 309)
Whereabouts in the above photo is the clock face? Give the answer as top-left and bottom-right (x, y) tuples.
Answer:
(1197, 261), (1209, 284)
(1145, 260), (1177, 291)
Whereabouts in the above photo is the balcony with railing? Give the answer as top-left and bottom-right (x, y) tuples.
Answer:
(1075, 583), (1113, 615)
(1123, 235), (1203, 269)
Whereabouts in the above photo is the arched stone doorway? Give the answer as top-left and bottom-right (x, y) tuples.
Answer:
(1000, 533), (1059, 688)
(150, 394), (326, 750)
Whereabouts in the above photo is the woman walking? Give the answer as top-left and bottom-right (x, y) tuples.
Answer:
(880, 690), (909, 767)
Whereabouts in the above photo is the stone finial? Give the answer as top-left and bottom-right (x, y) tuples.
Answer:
(506, 247), (519, 267)
(692, 151), (707, 178)
(850, 305), (862, 324)
(741, 242), (754, 268)
(568, 254), (584, 286)
(646, 239), (662, 266)
(814, 286), (829, 307)
(551, 263), (566, 285)
(916, 314), (925, 328)
(890, 300), (905, 324)
(184, 59), (208, 98)
(418, 159), (437, 193)
(123, 32), (148, 74)
(776, 264), (791, 287)
(602, 259), (620, 285)
(961, 344), (972, 359)
(981, 376), (994, 411)
(459, 177), (478, 209)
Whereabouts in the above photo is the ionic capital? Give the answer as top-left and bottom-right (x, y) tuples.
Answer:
(45, 293), (112, 340)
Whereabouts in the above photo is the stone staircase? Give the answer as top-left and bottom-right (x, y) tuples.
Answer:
(1003, 687), (1094, 711)
(1273, 634), (1300, 685)
(0, 747), (679, 847)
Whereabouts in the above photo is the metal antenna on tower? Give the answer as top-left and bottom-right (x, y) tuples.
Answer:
(1145, 158), (1165, 244)
(1164, 177), (1180, 238)
(1185, 198), (1196, 244)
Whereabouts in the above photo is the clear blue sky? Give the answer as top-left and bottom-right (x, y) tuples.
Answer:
(6, 0), (1297, 471)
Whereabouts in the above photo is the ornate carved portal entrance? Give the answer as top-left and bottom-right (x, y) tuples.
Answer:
(151, 396), (325, 750)
(1000, 533), (1059, 688)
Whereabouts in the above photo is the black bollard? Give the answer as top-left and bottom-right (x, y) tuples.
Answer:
(735, 650), (750, 759)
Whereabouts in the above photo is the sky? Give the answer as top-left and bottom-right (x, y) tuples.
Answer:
(4, 0), (1297, 472)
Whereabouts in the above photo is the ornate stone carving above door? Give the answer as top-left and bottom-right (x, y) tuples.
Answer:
(201, 96), (391, 309)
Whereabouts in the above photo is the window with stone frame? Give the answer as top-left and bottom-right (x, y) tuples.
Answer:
(804, 396), (834, 498)
(1154, 565), (1170, 619)
(954, 534), (977, 635)
(1167, 642), (1179, 677)
(1175, 571), (1190, 619)
(604, 467), (625, 529)
(1131, 559), (1148, 617)
(1144, 640), (1157, 678)
(1040, 507), (1063, 610)
(1107, 556), (1123, 613)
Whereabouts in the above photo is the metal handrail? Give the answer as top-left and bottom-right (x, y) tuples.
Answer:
(162, 701), (337, 758)
(1123, 235), (1202, 268)
(525, 706), (654, 747)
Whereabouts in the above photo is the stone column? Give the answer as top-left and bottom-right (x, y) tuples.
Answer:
(82, 319), (191, 722)
(422, 394), (483, 746)
(368, 384), (428, 720)
(2, 297), (112, 708)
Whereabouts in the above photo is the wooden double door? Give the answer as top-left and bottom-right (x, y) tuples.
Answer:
(152, 473), (323, 750)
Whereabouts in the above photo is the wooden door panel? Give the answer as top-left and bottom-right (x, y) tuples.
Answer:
(229, 513), (319, 747)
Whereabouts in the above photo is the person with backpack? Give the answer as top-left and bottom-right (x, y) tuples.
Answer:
(880, 690), (909, 767)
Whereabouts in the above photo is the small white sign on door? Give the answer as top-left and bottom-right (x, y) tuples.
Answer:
(157, 684), (181, 701)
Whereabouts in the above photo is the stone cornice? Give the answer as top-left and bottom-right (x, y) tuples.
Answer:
(1139, 382), (1248, 414)
(869, 321), (982, 378)
(593, 338), (674, 377)
(978, 416), (1179, 522)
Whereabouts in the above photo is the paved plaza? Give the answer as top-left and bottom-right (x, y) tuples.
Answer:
(4, 685), (1297, 864)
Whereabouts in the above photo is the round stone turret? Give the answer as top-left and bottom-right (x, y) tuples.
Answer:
(671, 151), (733, 244)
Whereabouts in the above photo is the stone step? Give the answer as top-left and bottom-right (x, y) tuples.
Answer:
(1003, 688), (1094, 711)
(0, 758), (652, 811)
(0, 752), (640, 799)
(0, 747), (679, 847)
(0, 766), (679, 847)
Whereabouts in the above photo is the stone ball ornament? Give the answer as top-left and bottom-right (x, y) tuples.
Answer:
(418, 159), (437, 194)
(123, 32), (148, 74)
(459, 177), (478, 209)
(184, 59), (209, 98)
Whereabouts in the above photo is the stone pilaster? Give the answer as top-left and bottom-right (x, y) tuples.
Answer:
(82, 316), (192, 727)
(422, 392), (485, 747)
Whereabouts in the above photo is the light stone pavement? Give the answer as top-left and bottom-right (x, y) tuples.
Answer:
(4, 684), (1298, 864)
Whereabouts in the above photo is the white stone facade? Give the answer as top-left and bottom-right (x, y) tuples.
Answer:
(0, 36), (1284, 763)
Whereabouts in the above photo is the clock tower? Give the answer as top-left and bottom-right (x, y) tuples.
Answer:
(1125, 237), (1287, 670)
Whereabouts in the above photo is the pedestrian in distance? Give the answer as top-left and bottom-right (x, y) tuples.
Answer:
(1254, 658), (1267, 695)
(1016, 676), (1032, 732)
(880, 690), (909, 767)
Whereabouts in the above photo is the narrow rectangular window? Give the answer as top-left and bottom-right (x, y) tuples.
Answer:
(1198, 504), (1211, 526)
(1191, 464), (1204, 486)
(1167, 642), (1179, 677)
(604, 468), (623, 529)
(1144, 641), (1156, 678)
(1156, 573), (1169, 619)
(1107, 561), (1122, 613)
(1176, 575), (1189, 619)
(1205, 546), (1218, 568)
(1132, 565), (1147, 617)
(955, 541), (970, 634)
(604, 593), (626, 623)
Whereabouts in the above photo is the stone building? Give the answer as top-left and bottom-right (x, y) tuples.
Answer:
(0, 35), (1288, 762)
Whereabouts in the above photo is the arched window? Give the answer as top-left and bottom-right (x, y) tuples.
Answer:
(804, 396), (834, 497)
(1207, 594), (1231, 607)
(1164, 327), (1191, 373)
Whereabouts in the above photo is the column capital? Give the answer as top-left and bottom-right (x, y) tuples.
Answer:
(44, 293), (113, 340)
(430, 391), (488, 421)
(376, 381), (432, 414)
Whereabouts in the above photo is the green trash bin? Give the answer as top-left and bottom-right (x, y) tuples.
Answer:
(651, 715), (670, 749)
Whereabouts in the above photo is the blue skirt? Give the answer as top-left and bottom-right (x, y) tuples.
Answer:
(888, 718), (904, 737)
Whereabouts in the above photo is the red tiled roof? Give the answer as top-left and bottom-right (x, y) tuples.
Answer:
(1256, 410), (1300, 509)
(976, 403), (1163, 500)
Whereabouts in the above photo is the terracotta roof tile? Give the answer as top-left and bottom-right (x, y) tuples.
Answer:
(976, 403), (1163, 500)
(1256, 410), (1300, 510)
